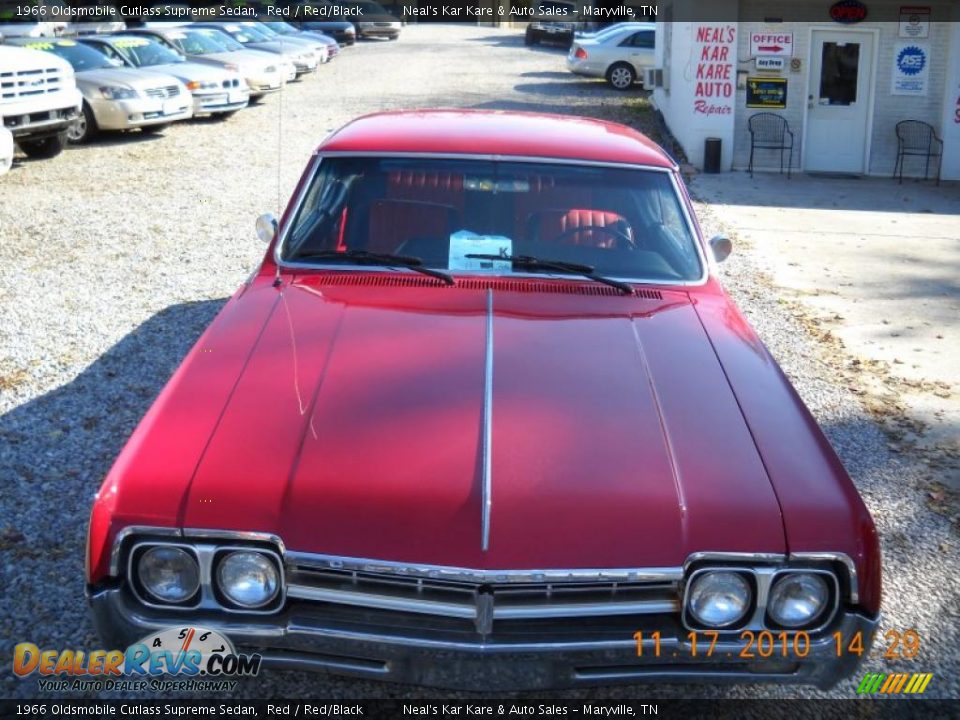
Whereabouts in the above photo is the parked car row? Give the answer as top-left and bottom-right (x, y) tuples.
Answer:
(1, 15), (400, 171)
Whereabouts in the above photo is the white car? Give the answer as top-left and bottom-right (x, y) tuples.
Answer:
(0, 120), (13, 174)
(566, 22), (655, 90)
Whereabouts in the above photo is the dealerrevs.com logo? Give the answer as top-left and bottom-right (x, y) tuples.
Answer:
(13, 626), (261, 692)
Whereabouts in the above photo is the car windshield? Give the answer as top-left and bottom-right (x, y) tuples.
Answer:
(165, 28), (230, 55)
(220, 23), (271, 43)
(17, 38), (116, 70)
(264, 21), (297, 35)
(193, 27), (244, 51)
(283, 158), (703, 283)
(110, 37), (184, 66)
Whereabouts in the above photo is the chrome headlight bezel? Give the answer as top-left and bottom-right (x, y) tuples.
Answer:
(683, 569), (754, 630)
(214, 549), (282, 610)
(766, 570), (836, 630)
(132, 543), (201, 607)
(124, 537), (285, 614)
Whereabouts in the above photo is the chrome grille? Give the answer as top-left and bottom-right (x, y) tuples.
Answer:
(144, 85), (180, 99)
(0, 67), (64, 101)
(286, 561), (681, 636)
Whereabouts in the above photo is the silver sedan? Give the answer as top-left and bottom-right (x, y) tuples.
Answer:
(5, 37), (191, 143)
(566, 23), (656, 90)
(79, 35), (249, 117)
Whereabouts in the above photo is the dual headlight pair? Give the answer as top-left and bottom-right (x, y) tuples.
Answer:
(137, 546), (280, 609)
(687, 570), (832, 630)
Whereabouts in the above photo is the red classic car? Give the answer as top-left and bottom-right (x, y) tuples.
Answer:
(87, 110), (880, 691)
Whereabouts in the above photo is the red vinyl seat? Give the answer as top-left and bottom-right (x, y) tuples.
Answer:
(528, 208), (633, 249)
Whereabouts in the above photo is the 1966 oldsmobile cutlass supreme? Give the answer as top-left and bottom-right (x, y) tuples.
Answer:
(87, 110), (881, 691)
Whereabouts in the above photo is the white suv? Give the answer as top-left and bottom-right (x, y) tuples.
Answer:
(0, 44), (82, 158)
(0, 119), (13, 174)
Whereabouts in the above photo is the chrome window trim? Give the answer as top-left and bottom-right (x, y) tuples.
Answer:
(272, 152), (710, 288)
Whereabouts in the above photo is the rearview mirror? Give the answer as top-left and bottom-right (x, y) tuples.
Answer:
(709, 235), (732, 263)
(256, 213), (278, 244)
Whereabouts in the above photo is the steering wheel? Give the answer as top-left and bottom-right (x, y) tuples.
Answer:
(553, 224), (636, 250)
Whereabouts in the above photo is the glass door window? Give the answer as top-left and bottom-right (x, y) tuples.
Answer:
(819, 42), (860, 105)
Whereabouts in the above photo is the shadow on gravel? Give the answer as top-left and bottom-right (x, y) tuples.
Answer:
(67, 131), (167, 150)
(519, 70), (574, 79)
(0, 298), (226, 542)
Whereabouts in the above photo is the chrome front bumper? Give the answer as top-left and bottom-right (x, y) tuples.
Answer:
(89, 586), (877, 692)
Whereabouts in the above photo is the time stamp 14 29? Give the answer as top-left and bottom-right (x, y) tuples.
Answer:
(633, 628), (921, 659)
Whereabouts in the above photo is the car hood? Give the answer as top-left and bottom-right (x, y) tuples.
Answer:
(75, 66), (181, 90)
(172, 278), (786, 569)
(249, 41), (310, 58)
(135, 60), (232, 84)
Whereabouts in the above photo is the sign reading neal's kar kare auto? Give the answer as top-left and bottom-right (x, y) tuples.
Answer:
(746, 77), (788, 109)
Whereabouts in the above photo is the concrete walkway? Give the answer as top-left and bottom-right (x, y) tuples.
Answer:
(690, 171), (960, 488)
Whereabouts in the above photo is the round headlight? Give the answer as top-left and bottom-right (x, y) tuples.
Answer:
(137, 546), (200, 604)
(768, 573), (830, 628)
(217, 551), (280, 608)
(687, 571), (752, 628)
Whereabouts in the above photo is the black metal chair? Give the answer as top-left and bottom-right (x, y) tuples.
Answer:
(747, 113), (794, 178)
(894, 121), (943, 185)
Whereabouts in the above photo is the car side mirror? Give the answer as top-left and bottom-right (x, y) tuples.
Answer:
(256, 213), (278, 244)
(710, 235), (732, 263)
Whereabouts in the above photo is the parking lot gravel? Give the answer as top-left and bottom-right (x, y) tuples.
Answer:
(1, 24), (957, 701)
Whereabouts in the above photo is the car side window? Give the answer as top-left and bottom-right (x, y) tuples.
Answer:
(620, 31), (654, 49)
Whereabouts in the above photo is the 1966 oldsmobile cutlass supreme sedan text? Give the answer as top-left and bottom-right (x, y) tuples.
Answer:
(87, 110), (881, 691)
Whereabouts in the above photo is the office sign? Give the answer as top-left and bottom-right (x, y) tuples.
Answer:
(746, 77), (788, 108)
(749, 32), (793, 57)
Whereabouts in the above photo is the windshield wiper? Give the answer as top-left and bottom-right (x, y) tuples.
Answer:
(465, 254), (634, 295)
(293, 250), (455, 285)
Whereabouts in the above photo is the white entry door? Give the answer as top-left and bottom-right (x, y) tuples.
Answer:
(805, 30), (875, 174)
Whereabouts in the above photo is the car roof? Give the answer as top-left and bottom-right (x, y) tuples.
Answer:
(318, 110), (674, 168)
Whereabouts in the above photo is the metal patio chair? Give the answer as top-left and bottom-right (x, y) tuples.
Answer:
(894, 120), (943, 186)
(747, 113), (794, 179)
